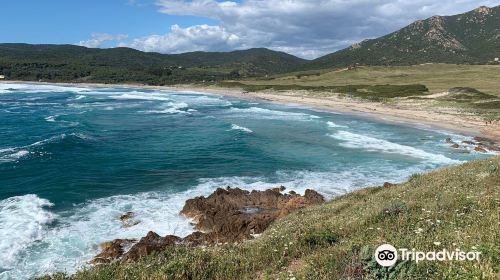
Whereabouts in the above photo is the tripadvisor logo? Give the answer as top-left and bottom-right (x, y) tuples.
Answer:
(375, 244), (481, 267)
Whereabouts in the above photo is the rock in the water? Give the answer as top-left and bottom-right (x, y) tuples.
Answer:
(486, 145), (500, 152)
(451, 143), (460, 149)
(119, 211), (140, 228)
(473, 136), (494, 145)
(93, 187), (325, 264)
(474, 146), (487, 153)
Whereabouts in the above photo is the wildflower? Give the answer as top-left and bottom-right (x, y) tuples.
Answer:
(433, 242), (441, 246)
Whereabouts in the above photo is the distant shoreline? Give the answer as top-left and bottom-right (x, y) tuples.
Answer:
(2, 80), (499, 142)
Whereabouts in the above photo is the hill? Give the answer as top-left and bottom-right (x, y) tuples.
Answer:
(0, 44), (305, 84)
(303, 5), (500, 70)
(42, 156), (500, 279)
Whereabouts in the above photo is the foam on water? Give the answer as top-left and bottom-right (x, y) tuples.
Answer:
(0, 83), (90, 94)
(111, 92), (171, 101)
(230, 124), (253, 133)
(0, 150), (30, 163)
(143, 102), (190, 114)
(330, 130), (461, 165)
(326, 121), (348, 128)
(0, 195), (55, 272)
(228, 107), (321, 121)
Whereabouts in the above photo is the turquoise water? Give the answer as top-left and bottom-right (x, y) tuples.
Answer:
(0, 83), (490, 279)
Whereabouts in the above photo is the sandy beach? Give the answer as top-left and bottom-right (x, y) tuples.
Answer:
(2, 80), (499, 142)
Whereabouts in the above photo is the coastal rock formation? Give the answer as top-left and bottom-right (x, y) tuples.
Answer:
(180, 186), (323, 241)
(120, 232), (181, 263)
(447, 136), (500, 153)
(92, 187), (324, 264)
(91, 239), (136, 264)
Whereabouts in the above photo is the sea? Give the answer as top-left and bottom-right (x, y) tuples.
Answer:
(0, 83), (491, 279)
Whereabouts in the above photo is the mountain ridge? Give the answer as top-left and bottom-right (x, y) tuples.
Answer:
(302, 5), (500, 70)
(0, 44), (305, 84)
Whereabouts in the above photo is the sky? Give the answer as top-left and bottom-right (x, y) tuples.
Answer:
(1, 0), (499, 59)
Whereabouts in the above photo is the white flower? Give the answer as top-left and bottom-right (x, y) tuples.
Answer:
(433, 242), (441, 246)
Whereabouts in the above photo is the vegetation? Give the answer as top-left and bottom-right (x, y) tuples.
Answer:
(303, 5), (500, 70)
(0, 44), (305, 85)
(220, 81), (429, 101)
(41, 156), (500, 279)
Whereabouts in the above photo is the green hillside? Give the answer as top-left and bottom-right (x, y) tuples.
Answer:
(303, 5), (500, 70)
(0, 44), (305, 84)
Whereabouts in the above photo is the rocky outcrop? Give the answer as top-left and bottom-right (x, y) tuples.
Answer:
(120, 232), (181, 263)
(92, 187), (324, 264)
(180, 186), (324, 242)
(91, 239), (136, 264)
(446, 137), (499, 153)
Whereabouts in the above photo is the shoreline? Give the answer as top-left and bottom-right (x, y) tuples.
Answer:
(2, 80), (499, 142)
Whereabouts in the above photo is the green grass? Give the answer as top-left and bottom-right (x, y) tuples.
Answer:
(243, 64), (500, 97)
(42, 156), (500, 280)
(219, 82), (430, 101)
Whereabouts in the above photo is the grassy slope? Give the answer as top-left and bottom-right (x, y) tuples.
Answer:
(245, 64), (500, 97)
(46, 156), (500, 280)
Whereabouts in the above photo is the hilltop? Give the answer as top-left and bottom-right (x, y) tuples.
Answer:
(303, 5), (500, 70)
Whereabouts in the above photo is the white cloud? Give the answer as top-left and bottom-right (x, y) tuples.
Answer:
(127, 0), (500, 58)
(122, 24), (240, 53)
(78, 33), (128, 48)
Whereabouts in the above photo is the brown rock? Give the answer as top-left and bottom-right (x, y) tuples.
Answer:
(485, 145), (500, 152)
(119, 211), (140, 228)
(119, 211), (134, 221)
(473, 136), (495, 146)
(383, 182), (396, 188)
(91, 239), (136, 264)
(304, 189), (324, 204)
(474, 146), (487, 153)
(120, 231), (181, 263)
(181, 187), (324, 242)
(93, 187), (325, 264)
(450, 143), (460, 149)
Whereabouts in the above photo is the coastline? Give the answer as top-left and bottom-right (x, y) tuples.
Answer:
(2, 80), (499, 142)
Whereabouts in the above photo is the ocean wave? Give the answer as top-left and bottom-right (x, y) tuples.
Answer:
(230, 124), (253, 133)
(329, 130), (461, 164)
(0, 83), (90, 94)
(172, 95), (233, 107)
(0, 150), (30, 163)
(326, 121), (348, 128)
(228, 107), (321, 121)
(144, 102), (190, 114)
(0, 195), (55, 273)
(0, 133), (92, 165)
(44, 115), (57, 122)
(111, 93), (171, 101)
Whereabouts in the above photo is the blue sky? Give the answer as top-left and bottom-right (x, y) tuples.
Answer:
(0, 0), (214, 46)
(1, 0), (499, 58)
